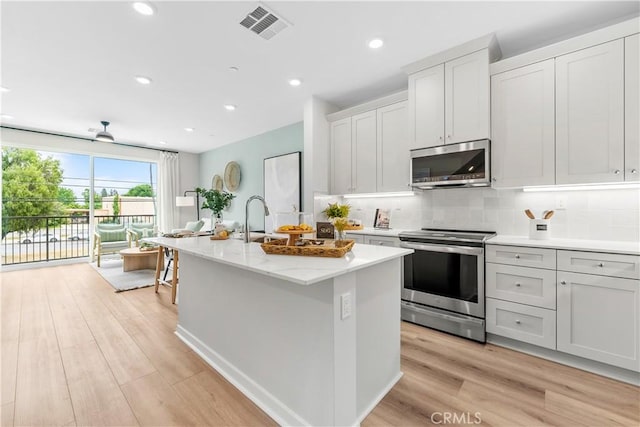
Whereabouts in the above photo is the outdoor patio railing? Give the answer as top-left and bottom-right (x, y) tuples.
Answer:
(1, 214), (156, 266)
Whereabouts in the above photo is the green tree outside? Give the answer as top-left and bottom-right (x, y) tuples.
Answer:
(2, 147), (63, 239)
(82, 188), (103, 209)
(57, 187), (80, 208)
(113, 193), (121, 217)
(125, 184), (154, 197)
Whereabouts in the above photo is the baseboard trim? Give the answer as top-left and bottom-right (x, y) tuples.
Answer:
(487, 333), (640, 386)
(175, 325), (310, 426)
(354, 371), (403, 426)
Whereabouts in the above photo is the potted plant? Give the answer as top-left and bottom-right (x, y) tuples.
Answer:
(195, 188), (235, 224)
(322, 202), (350, 220)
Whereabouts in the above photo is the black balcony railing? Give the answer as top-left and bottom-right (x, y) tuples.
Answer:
(1, 214), (156, 266)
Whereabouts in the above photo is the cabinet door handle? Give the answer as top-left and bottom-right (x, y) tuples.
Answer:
(515, 282), (521, 287)
(631, 169), (638, 174)
(614, 169), (621, 175)
(492, 177), (497, 182)
(515, 254), (520, 259)
(560, 280), (567, 285)
(515, 320), (521, 324)
(447, 135), (452, 139)
(439, 136), (443, 142)
(598, 262), (604, 267)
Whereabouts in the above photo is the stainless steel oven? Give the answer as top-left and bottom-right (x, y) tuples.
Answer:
(399, 229), (495, 342)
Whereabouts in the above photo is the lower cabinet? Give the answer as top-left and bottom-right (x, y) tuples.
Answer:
(345, 233), (364, 244)
(486, 244), (640, 373)
(364, 235), (400, 247)
(557, 271), (640, 371)
(486, 298), (556, 350)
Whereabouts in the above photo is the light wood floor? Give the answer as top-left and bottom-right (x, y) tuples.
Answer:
(1, 263), (638, 426)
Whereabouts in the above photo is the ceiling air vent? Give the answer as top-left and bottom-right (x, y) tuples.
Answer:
(239, 3), (290, 40)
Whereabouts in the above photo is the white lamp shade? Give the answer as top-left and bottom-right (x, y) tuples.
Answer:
(176, 196), (195, 207)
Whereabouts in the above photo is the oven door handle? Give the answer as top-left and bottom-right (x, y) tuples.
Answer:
(400, 241), (484, 256)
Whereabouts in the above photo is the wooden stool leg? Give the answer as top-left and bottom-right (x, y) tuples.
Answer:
(171, 250), (179, 304)
(154, 246), (164, 293)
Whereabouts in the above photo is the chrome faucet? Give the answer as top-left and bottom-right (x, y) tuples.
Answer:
(244, 195), (270, 243)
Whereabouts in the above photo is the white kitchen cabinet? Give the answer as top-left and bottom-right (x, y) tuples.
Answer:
(486, 263), (556, 309)
(407, 64), (444, 149)
(408, 50), (489, 150)
(351, 110), (377, 193)
(557, 271), (640, 371)
(445, 49), (490, 144)
(486, 298), (557, 350)
(345, 233), (364, 244)
(330, 118), (352, 194)
(491, 59), (555, 187)
(556, 39), (625, 184)
(377, 101), (410, 192)
(626, 34), (639, 182)
(364, 235), (400, 247)
(330, 100), (409, 195)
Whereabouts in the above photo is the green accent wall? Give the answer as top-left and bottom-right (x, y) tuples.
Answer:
(199, 122), (304, 231)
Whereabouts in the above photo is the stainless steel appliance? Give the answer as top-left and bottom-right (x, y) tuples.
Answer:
(399, 228), (496, 342)
(410, 139), (490, 189)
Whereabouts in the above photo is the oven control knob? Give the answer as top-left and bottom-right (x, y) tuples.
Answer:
(515, 282), (521, 287)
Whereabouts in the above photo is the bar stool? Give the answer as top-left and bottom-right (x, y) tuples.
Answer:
(154, 245), (179, 304)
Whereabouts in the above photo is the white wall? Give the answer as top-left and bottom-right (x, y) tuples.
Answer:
(336, 187), (640, 241)
(177, 152), (200, 227)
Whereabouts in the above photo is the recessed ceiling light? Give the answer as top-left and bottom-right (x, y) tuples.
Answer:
(368, 38), (384, 49)
(0, 87), (10, 93)
(135, 75), (152, 85)
(184, 127), (194, 132)
(1, 114), (14, 120)
(132, 1), (155, 16)
(224, 104), (236, 111)
(288, 78), (302, 87)
(229, 66), (239, 72)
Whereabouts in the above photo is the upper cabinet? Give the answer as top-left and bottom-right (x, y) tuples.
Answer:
(556, 40), (625, 185)
(491, 59), (555, 188)
(490, 18), (639, 188)
(328, 94), (409, 195)
(407, 65), (444, 149)
(445, 50), (490, 144)
(408, 49), (490, 150)
(377, 101), (409, 192)
(351, 110), (377, 194)
(330, 117), (352, 195)
(625, 34), (639, 182)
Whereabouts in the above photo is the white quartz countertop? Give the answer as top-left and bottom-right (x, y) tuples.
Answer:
(145, 236), (413, 285)
(488, 235), (640, 256)
(344, 227), (411, 238)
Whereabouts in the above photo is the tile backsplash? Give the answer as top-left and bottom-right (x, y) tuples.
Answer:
(315, 188), (640, 242)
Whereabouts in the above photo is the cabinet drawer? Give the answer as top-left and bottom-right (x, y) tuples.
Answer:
(345, 234), (364, 244)
(486, 245), (556, 269)
(557, 250), (640, 280)
(364, 236), (399, 247)
(487, 298), (556, 350)
(486, 263), (556, 309)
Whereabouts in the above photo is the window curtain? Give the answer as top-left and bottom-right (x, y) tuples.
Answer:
(158, 151), (180, 233)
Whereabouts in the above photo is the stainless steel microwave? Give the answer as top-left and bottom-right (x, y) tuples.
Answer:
(410, 139), (490, 189)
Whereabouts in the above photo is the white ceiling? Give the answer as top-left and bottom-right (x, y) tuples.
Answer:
(1, 1), (638, 154)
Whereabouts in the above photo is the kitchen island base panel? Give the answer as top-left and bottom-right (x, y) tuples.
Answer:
(176, 252), (402, 426)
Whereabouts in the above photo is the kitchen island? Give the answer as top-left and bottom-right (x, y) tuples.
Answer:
(147, 236), (412, 426)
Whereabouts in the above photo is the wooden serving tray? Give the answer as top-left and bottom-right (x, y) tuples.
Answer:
(344, 224), (364, 230)
(261, 239), (355, 258)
